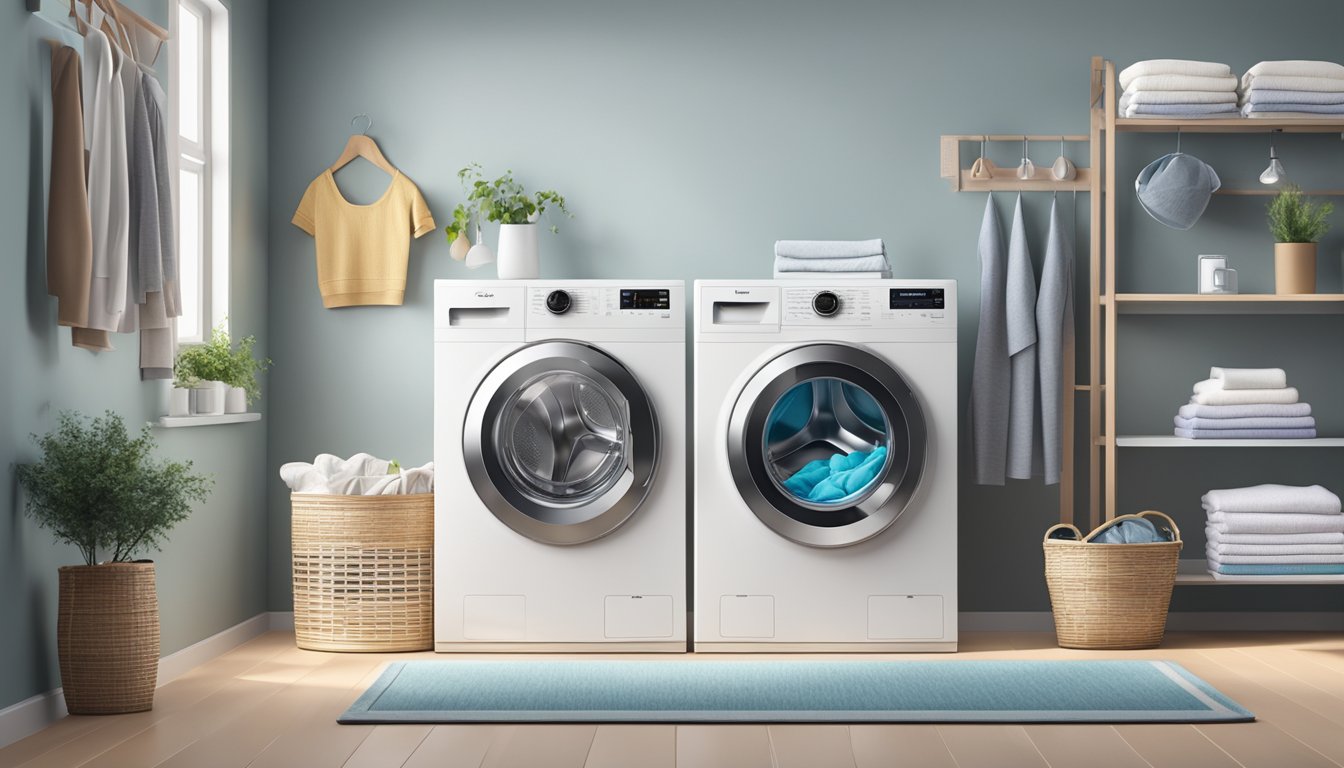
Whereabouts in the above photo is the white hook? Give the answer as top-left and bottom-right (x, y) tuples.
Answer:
(351, 113), (372, 135)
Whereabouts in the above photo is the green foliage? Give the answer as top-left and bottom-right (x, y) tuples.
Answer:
(174, 324), (272, 404)
(15, 411), (212, 565)
(1267, 185), (1333, 243)
(443, 163), (573, 239)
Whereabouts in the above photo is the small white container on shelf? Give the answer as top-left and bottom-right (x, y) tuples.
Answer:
(191, 381), (225, 416)
(224, 386), (247, 414)
(167, 387), (191, 417)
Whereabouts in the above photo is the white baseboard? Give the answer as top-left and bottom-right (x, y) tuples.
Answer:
(961, 611), (1344, 633)
(0, 611), (277, 750)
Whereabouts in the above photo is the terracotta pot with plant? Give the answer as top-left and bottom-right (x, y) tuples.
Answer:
(1268, 185), (1333, 295)
(15, 412), (211, 714)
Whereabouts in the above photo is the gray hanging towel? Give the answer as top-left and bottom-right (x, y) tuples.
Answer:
(1005, 195), (1040, 480)
(1036, 196), (1075, 486)
(969, 196), (1009, 485)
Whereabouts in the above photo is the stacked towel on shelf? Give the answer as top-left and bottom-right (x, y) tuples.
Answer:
(1240, 61), (1344, 117)
(1204, 484), (1344, 575)
(1174, 367), (1316, 438)
(1118, 60), (1239, 118)
(773, 239), (890, 278)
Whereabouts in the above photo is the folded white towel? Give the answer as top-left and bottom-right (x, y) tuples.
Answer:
(774, 254), (890, 273)
(1124, 74), (1238, 93)
(1207, 548), (1344, 565)
(1207, 527), (1344, 546)
(1178, 403), (1312, 420)
(1175, 415), (1316, 430)
(1242, 74), (1344, 93)
(1241, 60), (1344, 90)
(1209, 543), (1344, 556)
(774, 239), (885, 260)
(1119, 60), (1233, 90)
(1207, 511), (1344, 535)
(1209, 367), (1288, 390)
(1120, 89), (1239, 107)
(1190, 386), (1299, 406)
(1203, 484), (1342, 515)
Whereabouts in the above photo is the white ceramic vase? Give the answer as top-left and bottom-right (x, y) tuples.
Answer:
(168, 387), (191, 417)
(224, 386), (247, 414)
(191, 381), (225, 416)
(496, 223), (539, 280)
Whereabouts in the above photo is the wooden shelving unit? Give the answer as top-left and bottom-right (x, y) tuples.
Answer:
(1175, 560), (1344, 585)
(1116, 436), (1344, 448)
(1112, 293), (1344, 314)
(1092, 60), (1344, 588)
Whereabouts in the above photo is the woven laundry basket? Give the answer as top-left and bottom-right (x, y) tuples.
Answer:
(1043, 511), (1182, 650)
(291, 493), (434, 652)
(58, 562), (160, 714)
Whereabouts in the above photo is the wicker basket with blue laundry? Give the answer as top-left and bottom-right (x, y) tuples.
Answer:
(1043, 511), (1181, 650)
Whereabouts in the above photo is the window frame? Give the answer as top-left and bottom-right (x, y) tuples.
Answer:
(170, 0), (229, 344)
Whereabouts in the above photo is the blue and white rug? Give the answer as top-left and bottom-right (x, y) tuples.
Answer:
(339, 659), (1253, 724)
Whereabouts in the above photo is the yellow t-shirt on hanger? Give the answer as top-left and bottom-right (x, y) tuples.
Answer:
(292, 170), (435, 308)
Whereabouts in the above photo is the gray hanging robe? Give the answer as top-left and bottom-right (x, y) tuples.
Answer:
(1005, 194), (1040, 480)
(970, 195), (1009, 486)
(1037, 196), (1075, 486)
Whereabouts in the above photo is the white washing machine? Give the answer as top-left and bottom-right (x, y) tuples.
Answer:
(434, 279), (686, 652)
(694, 279), (957, 652)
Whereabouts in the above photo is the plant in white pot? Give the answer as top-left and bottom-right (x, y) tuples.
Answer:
(444, 163), (572, 279)
(1268, 185), (1333, 295)
(173, 327), (232, 415)
(223, 332), (271, 414)
(15, 411), (211, 714)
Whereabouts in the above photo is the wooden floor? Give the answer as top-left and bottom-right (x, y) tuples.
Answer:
(4, 630), (1344, 767)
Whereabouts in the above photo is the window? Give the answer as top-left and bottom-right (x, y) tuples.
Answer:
(172, 0), (229, 343)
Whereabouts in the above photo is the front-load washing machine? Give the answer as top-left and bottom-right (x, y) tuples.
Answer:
(694, 279), (957, 651)
(434, 279), (685, 651)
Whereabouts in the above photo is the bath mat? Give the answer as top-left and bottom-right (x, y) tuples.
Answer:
(339, 659), (1253, 724)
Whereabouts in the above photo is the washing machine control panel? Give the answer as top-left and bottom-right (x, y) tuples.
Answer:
(782, 286), (952, 327)
(527, 286), (678, 323)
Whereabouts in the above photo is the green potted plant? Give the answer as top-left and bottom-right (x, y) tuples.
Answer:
(173, 326), (233, 415)
(1267, 185), (1333, 295)
(222, 332), (272, 414)
(443, 163), (572, 279)
(15, 411), (211, 714)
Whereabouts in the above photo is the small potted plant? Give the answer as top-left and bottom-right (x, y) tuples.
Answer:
(223, 332), (271, 414)
(173, 327), (232, 415)
(15, 411), (211, 714)
(1268, 185), (1333, 295)
(444, 163), (572, 279)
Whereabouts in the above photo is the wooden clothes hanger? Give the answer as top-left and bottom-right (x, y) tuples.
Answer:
(329, 114), (398, 176)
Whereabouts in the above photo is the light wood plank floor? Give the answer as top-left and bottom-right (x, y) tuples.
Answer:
(4, 631), (1344, 768)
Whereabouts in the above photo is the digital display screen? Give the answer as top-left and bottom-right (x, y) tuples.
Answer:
(889, 288), (945, 310)
(620, 289), (671, 310)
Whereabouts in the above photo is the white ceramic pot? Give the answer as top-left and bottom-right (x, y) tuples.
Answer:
(191, 381), (225, 416)
(224, 386), (247, 414)
(168, 387), (191, 417)
(496, 223), (539, 280)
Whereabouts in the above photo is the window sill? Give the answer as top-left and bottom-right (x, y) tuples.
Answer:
(156, 413), (261, 428)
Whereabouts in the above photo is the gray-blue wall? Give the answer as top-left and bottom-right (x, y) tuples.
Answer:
(1, 0), (269, 711)
(265, 0), (1344, 617)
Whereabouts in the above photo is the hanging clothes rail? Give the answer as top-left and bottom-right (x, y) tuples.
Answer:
(28, 0), (169, 44)
(940, 134), (1093, 192)
(940, 59), (1105, 526)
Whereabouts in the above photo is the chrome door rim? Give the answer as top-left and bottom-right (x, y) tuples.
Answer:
(464, 340), (659, 545)
(726, 343), (927, 548)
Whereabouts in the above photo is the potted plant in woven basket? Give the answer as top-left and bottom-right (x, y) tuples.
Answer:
(15, 411), (212, 714)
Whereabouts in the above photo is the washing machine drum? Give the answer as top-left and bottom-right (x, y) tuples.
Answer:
(727, 343), (927, 548)
(463, 340), (659, 545)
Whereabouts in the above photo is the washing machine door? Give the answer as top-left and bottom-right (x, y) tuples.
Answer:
(727, 343), (927, 548)
(463, 340), (659, 545)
